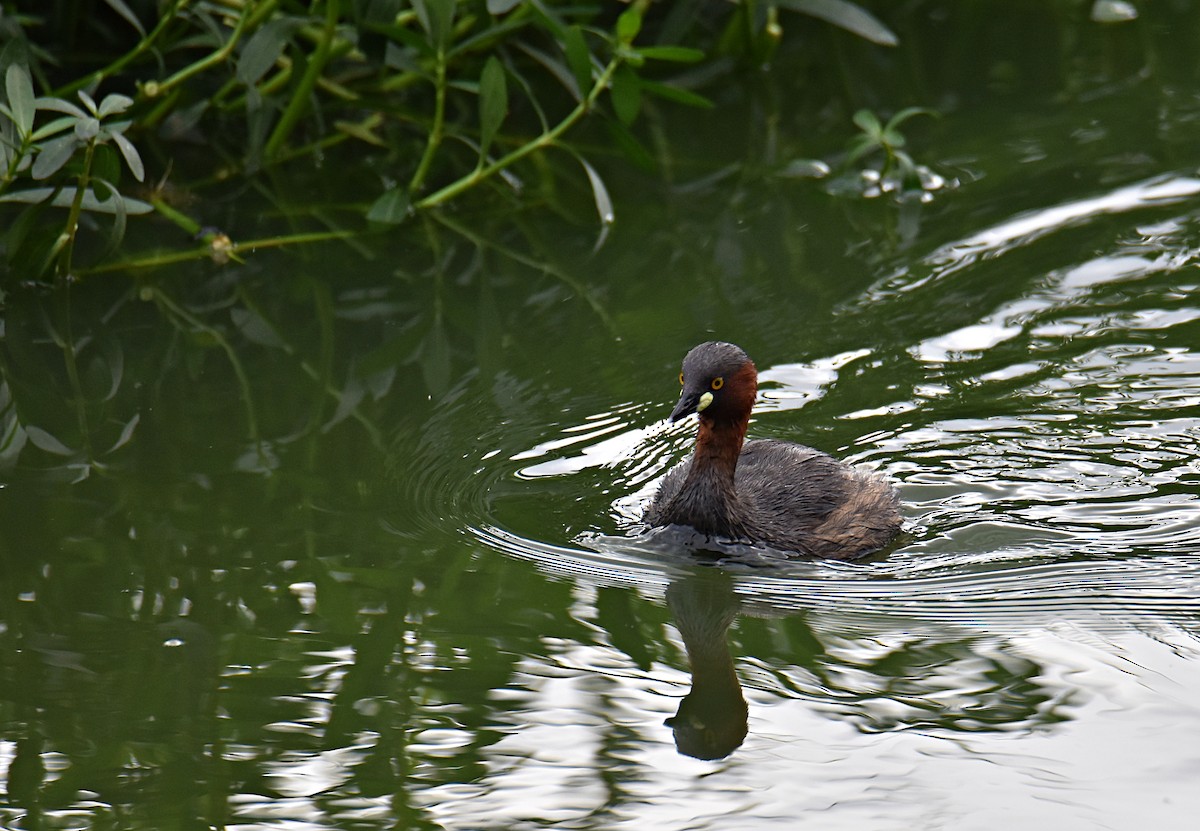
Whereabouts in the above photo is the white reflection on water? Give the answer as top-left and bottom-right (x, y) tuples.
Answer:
(462, 171), (1200, 829)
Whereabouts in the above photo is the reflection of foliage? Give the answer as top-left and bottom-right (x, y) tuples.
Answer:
(733, 615), (1070, 735)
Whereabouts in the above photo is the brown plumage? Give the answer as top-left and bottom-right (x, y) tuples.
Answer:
(643, 342), (901, 560)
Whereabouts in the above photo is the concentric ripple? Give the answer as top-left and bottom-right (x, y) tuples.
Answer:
(453, 175), (1200, 642)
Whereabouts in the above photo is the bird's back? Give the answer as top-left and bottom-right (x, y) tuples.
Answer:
(646, 438), (900, 559)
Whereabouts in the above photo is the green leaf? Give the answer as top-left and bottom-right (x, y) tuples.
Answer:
(487, 0), (523, 13)
(110, 128), (145, 182)
(108, 412), (140, 453)
(77, 90), (99, 116)
(92, 177), (128, 260)
(778, 0), (898, 47)
(845, 134), (878, 164)
(5, 64), (35, 140)
(616, 5), (642, 44)
(412, 0), (456, 50)
(852, 108), (882, 135)
(97, 93), (133, 118)
(478, 56), (508, 159)
(0, 187), (154, 214)
(74, 116), (100, 141)
(26, 426), (74, 456)
(606, 119), (655, 171)
(33, 96), (88, 119)
(577, 155), (613, 227)
(103, 0), (147, 38)
(237, 18), (298, 86)
(639, 79), (714, 109)
(91, 143), (121, 194)
(366, 187), (411, 224)
(31, 115), (78, 142)
(563, 25), (592, 100)
(31, 134), (79, 179)
(635, 45), (705, 63)
(884, 106), (938, 131)
(610, 65), (641, 125)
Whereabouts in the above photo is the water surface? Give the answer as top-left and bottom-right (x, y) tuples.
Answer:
(3, 6), (1200, 830)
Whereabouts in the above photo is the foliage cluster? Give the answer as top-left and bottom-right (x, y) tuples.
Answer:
(0, 0), (900, 280)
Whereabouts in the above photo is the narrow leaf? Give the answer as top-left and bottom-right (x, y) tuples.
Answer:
(639, 79), (714, 109)
(103, 0), (147, 37)
(845, 134), (878, 164)
(97, 93), (133, 118)
(77, 90), (99, 116)
(5, 64), (35, 140)
(92, 177), (128, 260)
(577, 155), (614, 227)
(0, 187), (154, 214)
(31, 115), (77, 142)
(75, 116), (100, 141)
(513, 42), (579, 104)
(852, 108), (882, 134)
(110, 129), (145, 182)
(606, 119), (655, 171)
(26, 426), (75, 456)
(635, 45), (705, 63)
(31, 134), (79, 179)
(109, 412), (141, 453)
(91, 143), (121, 194)
(237, 18), (297, 86)
(487, 0), (523, 12)
(616, 6), (643, 44)
(610, 65), (641, 125)
(366, 187), (411, 224)
(478, 56), (508, 159)
(779, 0), (899, 46)
(33, 96), (88, 119)
(412, 0), (456, 49)
(563, 25), (591, 99)
(885, 106), (937, 131)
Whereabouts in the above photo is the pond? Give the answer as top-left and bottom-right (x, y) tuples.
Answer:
(2, 5), (1200, 830)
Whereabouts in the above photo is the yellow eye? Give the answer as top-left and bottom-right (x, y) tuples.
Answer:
(711, 377), (724, 390)
(679, 372), (684, 386)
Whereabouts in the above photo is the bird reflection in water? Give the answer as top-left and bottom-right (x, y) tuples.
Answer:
(664, 571), (748, 760)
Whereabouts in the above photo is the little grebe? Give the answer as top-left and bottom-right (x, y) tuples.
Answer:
(643, 342), (901, 559)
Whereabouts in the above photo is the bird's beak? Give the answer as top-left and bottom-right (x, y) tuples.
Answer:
(669, 389), (713, 422)
(669, 388), (699, 422)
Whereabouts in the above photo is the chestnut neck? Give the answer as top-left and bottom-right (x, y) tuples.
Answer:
(687, 361), (756, 485)
(665, 364), (757, 537)
(689, 413), (749, 485)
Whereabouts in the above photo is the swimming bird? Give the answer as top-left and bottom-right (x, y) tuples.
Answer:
(643, 342), (901, 559)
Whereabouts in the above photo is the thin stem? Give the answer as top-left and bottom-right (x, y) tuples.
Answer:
(149, 0), (277, 100)
(415, 54), (622, 211)
(408, 46), (448, 195)
(55, 289), (94, 462)
(236, 286), (384, 449)
(78, 229), (358, 275)
(431, 210), (616, 335)
(264, 0), (339, 160)
(53, 0), (186, 98)
(150, 287), (262, 449)
(58, 139), (96, 280)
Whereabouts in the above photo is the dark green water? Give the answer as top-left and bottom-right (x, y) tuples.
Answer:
(4, 5), (1200, 830)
